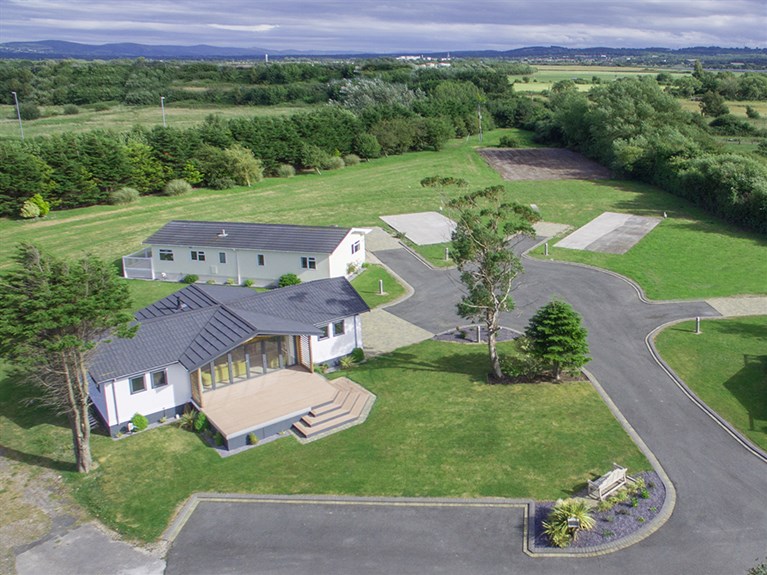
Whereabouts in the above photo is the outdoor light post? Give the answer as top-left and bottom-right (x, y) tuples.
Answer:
(11, 91), (24, 140)
(160, 96), (166, 128)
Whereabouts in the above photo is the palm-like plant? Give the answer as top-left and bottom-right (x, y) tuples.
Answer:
(542, 498), (596, 547)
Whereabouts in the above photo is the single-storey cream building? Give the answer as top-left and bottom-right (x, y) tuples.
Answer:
(123, 220), (369, 286)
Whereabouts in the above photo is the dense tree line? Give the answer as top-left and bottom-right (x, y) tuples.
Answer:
(528, 77), (767, 234)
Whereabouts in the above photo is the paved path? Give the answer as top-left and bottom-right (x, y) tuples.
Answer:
(165, 238), (767, 574)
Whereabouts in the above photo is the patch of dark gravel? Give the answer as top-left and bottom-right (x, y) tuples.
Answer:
(433, 326), (519, 344)
(533, 471), (665, 549)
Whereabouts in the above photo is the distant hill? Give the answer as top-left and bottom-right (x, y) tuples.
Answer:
(1, 40), (765, 66)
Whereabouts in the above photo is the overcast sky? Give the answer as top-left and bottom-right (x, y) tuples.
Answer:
(1, 0), (765, 53)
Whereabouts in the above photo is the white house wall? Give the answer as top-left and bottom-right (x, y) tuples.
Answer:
(103, 363), (191, 429)
(329, 231), (367, 278)
(311, 315), (363, 364)
(149, 244), (333, 286)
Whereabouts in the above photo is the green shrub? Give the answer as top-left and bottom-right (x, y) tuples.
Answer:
(18, 103), (41, 121)
(225, 278), (235, 285)
(542, 498), (596, 548)
(315, 363), (329, 374)
(178, 407), (197, 430)
(214, 432), (224, 446)
(350, 347), (365, 363)
(108, 187), (140, 205)
(746, 106), (761, 119)
(62, 104), (79, 115)
(181, 274), (199, 284)
(205, 279), (215, 284)
(499, 351), (544, 379)
(208, 177), (236, 190)
(276, 164), (296, 178)
(247, 432), (259, 445)
(343, 154), (361, 166)
(193, 411), (208, 433)
(131, 412), (149, 432)
(498, 135), (520, 148)
(19, 199), (40, 219)
(163, 179), (192, 196)
(243, 279), (254, 287)
(92, 102), (111, 111)
(321, 156), (345, 171)
(278, 273), (301, 287)
(339, 355), (355, 370)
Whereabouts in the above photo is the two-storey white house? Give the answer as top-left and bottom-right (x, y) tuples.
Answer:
(123, 220), (369, 286)
(88, 277), (370, 450)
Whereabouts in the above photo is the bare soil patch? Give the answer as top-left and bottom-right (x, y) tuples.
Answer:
(477, 148), (612, 181)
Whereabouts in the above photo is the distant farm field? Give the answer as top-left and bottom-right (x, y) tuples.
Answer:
(511, 64), (687, 93)
(0, 103), (314, 141)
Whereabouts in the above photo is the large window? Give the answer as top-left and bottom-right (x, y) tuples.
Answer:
(333, 320), (346, 336)
(257, 254), (265, 266)
(130, 375), (146, 394)
(191, 250), (206, 262)
(219, 252), (227, 264)
(351, 240), (361, 254)
(318, 325), (330, 340)
(300, 256), (316, 270)
(151, 369), (167, 389)
(159, 249), (174, 261)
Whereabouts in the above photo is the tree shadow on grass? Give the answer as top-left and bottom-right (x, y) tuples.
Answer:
(724, 354), (767, 436)
(0, 444), (77, 473)
(0, 369), (69, 431)
(367, 348), (492, 381)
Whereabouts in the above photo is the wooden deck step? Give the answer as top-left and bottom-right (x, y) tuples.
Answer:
(293, 390), (370, 438)
(301, 390), (361, 427)
(310, 389), (350, 417)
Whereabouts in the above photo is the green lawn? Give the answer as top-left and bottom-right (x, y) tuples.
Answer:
(511, 65), (685, 94)
(0, 340), (649, 541)
(350, 264), (406, 308)
(654, 316), (767, 452)
(1, 128), (765, 303)
(526, 181), (767, 300)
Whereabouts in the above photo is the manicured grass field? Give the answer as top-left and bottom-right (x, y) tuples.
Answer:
(350, 264), (406, 308)
(1, 129), (764, 302)
(0, 103), (313, 140)
(654, 316), (767, 452)
(0, 340), (649, 541)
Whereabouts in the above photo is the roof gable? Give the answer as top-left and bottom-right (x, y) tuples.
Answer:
(90, 277), (369, 383)
(144, 220), (351, 254)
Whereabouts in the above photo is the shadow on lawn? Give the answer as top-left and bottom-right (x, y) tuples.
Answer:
(0, 370), (68, 431)
(372, 348), (492, 381)
(725, 354), (767, 434)
(0, 444), (76, 473)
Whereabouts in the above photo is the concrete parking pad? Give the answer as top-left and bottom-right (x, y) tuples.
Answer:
(16, 523), (165, 575)
(555, 212), (661, 254)
(706, 296), (767, 317)
(533, 221), (570, 239)
(380, 212), (456, 245)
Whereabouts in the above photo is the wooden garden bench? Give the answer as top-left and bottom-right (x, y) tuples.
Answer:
(588, 463), (628, 501)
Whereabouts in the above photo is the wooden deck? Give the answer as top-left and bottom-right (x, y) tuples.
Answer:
(201, 367), (337, 439)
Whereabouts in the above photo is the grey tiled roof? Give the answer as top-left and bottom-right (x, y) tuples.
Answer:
(144, 220), (352, 253)
(89, 277), (369, 383)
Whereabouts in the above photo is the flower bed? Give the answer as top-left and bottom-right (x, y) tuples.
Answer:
(534, 471), (665, 549)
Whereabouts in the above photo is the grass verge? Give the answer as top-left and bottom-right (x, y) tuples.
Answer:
(654, 316), (767, 452)
(350, 264), (405, 308)
(0, 340), (649, 541)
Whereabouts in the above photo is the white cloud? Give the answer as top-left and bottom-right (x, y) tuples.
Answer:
(208, 24), (279, 32)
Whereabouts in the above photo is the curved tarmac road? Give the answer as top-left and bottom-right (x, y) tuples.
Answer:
(374, 241), (767, 573)
(166, 242), (767, 574)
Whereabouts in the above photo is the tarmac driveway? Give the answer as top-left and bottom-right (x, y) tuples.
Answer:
(166, 241), (767, 574)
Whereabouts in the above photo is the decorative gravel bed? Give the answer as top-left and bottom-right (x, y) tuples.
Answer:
(533, 471), (665, 549)
(432, 325), (519, 344)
